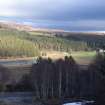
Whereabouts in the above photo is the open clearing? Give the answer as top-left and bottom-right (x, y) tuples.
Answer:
(71, 51), (96, 65)
(0, 51), (96, 66)
(41, 51), (96, 65)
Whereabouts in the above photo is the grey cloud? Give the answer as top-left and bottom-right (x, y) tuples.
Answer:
(1, 0), (105, 31)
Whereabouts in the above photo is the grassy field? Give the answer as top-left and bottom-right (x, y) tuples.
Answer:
(71, 51), (96, 65)
(41, 51), (96, 65)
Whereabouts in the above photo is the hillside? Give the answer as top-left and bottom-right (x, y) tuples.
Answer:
(0, 22), (104, 58)
(0, 29), (40, 58)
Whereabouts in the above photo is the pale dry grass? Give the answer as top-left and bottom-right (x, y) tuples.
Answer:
(41, 51), (69, 59)
(41, 51), (96, 65)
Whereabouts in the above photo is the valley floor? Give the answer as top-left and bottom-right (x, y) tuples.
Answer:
(0, 51), (96, 66)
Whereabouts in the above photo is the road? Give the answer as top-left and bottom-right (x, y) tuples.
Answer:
(0, 92), (34, 105)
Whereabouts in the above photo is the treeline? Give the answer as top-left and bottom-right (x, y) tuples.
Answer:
(30, 56), (101, 100)
(0, 54), (105, 104)
(31, 54), (105, 104)
(24, 35), (90, 52)
(0, 35), (39, 57)
(58, 33), (105, 50)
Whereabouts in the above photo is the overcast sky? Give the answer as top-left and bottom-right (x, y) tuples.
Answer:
(0, 0), (105, 31)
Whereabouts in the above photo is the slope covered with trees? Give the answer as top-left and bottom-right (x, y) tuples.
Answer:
(58, 32), (105, 50)
(0, 29), (40, 57)
(0, 27), (105, 58)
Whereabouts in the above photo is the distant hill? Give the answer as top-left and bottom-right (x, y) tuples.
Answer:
(0, 21), (65, 33)
(1, 21), (105, 35)
(0, 21), (104, 58)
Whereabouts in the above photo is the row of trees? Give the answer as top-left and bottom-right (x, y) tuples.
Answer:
(31, 57), (79, 99)
(30, 55), (105, 104)
(0, 54), (105, 104)
(30, 56), (100, 100)
(61, 33), (105, 50)
(26, 35), (90, 52)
